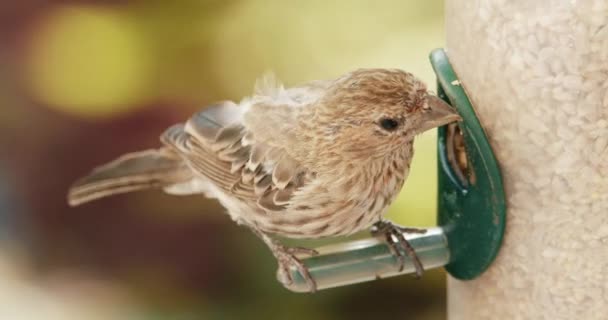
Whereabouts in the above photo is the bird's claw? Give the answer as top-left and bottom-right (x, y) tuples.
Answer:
(273, 245), (318, 292)
(285, 246), (319, 257)
(371, 220), (426, 278)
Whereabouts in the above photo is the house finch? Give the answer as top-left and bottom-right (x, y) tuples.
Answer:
(67, 69), (460, 292)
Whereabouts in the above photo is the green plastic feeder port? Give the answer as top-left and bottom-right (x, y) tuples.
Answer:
(432, 48), (506, 279)
(283, 49), (506, 292)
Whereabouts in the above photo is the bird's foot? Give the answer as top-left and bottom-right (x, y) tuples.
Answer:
(271, 245), (319, 292)
(371, 220), (426, 278)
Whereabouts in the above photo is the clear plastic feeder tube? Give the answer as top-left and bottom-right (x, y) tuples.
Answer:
(285, 227), (449, 292)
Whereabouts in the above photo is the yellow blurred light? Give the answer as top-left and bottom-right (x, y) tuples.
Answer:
(25, 5), (151, 118)
(386, 130), (439, 227)
(211, 0), (443, 96)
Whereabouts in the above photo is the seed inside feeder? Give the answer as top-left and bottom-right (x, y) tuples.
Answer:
(446, 123), (475, 185)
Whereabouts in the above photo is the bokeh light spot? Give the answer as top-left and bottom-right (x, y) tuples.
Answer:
(25, 5), (151, 118)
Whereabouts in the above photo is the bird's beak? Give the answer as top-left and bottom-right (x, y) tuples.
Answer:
(415, 95), (461, 134)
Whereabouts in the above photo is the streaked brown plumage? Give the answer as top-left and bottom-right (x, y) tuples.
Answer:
(68, 69), (460, 292)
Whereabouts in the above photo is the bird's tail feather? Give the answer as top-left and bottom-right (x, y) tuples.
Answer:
(67, 148), (192, 206)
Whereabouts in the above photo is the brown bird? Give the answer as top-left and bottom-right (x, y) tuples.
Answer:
(67, 69), (460, 292)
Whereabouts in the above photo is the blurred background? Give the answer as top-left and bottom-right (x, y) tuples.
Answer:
(0, 1), (445, 319)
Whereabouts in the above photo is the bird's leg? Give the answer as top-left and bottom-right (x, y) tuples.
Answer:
(250, 227), (319, 292)
(371, 220), (426, 278)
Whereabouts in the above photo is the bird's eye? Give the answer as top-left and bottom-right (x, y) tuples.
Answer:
(379, 118), (400, 131)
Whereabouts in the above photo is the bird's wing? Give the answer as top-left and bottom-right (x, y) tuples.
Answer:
(161, 100), (313, 213)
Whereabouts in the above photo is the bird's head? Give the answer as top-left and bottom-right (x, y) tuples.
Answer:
(311, 69), (461, 162)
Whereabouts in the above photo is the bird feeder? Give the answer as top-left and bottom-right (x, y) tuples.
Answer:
(445, 1), (608, 318)
(283, 49), (506, 292)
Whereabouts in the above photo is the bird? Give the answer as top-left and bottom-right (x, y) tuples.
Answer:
(67, 69), (460, 292)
